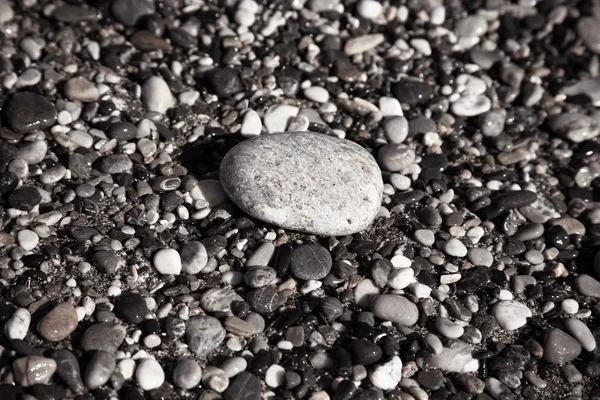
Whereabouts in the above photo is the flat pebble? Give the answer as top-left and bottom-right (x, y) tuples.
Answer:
(220, 133), (383, 236)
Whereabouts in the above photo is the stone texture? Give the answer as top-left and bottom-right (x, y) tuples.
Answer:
(220, 132), (383, 236)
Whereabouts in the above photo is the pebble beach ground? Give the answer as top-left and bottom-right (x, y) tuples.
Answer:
(1, 0), (600, 399)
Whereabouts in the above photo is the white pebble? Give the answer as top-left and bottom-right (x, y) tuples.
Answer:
(153, 248), (182, 275)
(265, 364), (285, 388)
(136, 358), (165, 391)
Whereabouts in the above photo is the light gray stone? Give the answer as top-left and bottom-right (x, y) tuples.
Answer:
(186, 316), (226, 358)
(417, 341), (479, 373)
(220, 132), (383, 236)
(370, 294), (419, 326)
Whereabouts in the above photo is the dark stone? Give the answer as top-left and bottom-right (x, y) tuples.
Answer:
(8, 186), (42, 210)
(115, 292), (147, 324)
(2, 92), (57, 134)
(204, 68), (244, 98)
(223, 372), (261, 400)
(290, 243), (332, 280)
(348, 340), (382, 365)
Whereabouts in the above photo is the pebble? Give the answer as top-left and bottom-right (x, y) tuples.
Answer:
(84, 351), (115, 390)
(201, 288), (244, 313)
(492, 300), (532, 331)
(414, 229), (435, 246)
(387, 267), (414, 290)
(289, 243), (332, 280)
(17, 230), (39, 251)
(494, 190), (537, 208)
(186, 316), (226, 358)
(190, 180), (229, 206)
(111, 0), (155, 27)
(370, 294), (419, 326)
(241, 109), (262, 137)
(37, 302), (78, 341)
(5, 308), (30, 340)
(543, 328), (582, 365)
(136, 358), (165, 391)
(52, 349), (84, 393)
(246, 242), (276, 267)
(2, 92), (57, 134)
(13, 356), (57, 387)
(369, 356), (403, 390)
(265, 364), (285, 387)
(263, 104), (299, 133)
(575, 274), (600, 298)
(378, 144), (415, 172)
(424, 334), (443, 355)
(173, 359), (202, 389)
(455, 15), (488, 37)
(383, 116), (409, 144)
(223, 371), (261, 400)
(357, 0), (382, 19)
(436, 316), (465, 338)
(64, 77), (99, 102)
(451, 94), (491, 117)
(467, 247), (493, 267)
(142, 76), (175, 114)
(344, 34), (385, 55)
(578, 17), (600, 54)
(444, 238), (468, 257)
(180, 241), (208, 274)
(220, 133), (383, 236)
(304, 86), (329, 103)
(153, 248), (182, 275)
(480, 109), (507, 137)
(80, 323), (126, 353)
(0, 0), (14, 23)
(17, 141), (48, 165)
(115, 292), (147, 324)
(565, 318), (597, 352)
(417, 341), (479, 373)
(547, 113), (600, 143)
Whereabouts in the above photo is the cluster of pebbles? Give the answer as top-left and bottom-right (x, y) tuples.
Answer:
(1, 0), (600, 399)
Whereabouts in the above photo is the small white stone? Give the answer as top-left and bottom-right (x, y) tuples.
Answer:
(561, 299), (579, 315)
(369, 356), (402, 390)
(153, 248), (182, 275)
(492, 300), (532, 331)
(5, 308), (30, 340)
(17, 229), (39, 251)
(451, 94), (491, 117)
(265, 364), (285, 388)
(387, 267), (414, 290)
(444, 238), (468, 257)
(142, 76), (175, 114)
(263, 104), (299, 133)
(189, 180), (229, 206)
(390, 254), (411, 268)
(344, 34), (385, 55)
(412, 282), (432, 298)
(202, 367), (229, 393)
(378, 97), (403, 117)
(304, 86), (329, 103)
(241, 109), (262, 137)
(354, 279), (381, 308)
(136, 358), (165, 391)
(118, 359), (136, 380)
(179, 90), (200, 105)
(356, 0), (383, 19)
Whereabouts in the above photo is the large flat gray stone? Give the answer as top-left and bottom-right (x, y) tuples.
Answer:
(219, 132), (383, 236)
